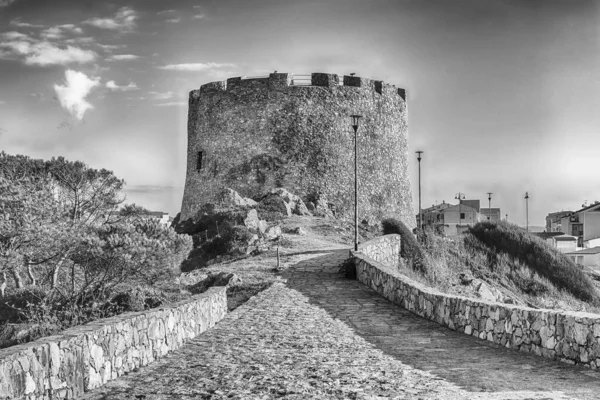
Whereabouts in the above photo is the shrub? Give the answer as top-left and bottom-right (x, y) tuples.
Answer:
(339, 257), (357, 279)
(381, 218), (428, 273)
(468, 221), (597, 302)
(0, 287), (47, 323)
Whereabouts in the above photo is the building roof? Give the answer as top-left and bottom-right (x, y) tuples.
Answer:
(554, 235), (578, 241)
(546, 210), (573, 218)
(460, 200), (480, 212)
(480, 208), (501, 214)
(571, 202), (600, 216)
(566, 246), (600, 255)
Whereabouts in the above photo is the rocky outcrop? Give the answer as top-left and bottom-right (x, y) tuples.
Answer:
(217, 188), (257, 208)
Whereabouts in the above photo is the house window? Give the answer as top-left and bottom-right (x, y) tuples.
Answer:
(197, 151), (203, 171)
(460, 213), (465, 220)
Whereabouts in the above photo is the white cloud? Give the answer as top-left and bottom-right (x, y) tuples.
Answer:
(64, 37), (96, 45)
(0, 0), (17, 7)
(1, 31), (30, 40)
(149, 91), (173, 100)
(158, 62), (235, 71)
(41, 24), (83, 40)
(106, 80), (138, 91)
(53, 70), (100, 120)
(83, 7), (138, 32)
(192, 14), (205, 20)
(24, 42), (96, 66)
(157, 9), (176, 15)
(97, 43), (126, 51)
(9, 19), (43, 28)
(108, 54), (139, 61)
(0, 30), (96, 65)
(166, 18), (181, 23)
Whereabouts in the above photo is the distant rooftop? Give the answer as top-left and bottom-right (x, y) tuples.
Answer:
(566, 247), (600, 255)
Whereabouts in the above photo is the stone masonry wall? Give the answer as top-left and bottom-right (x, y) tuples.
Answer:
(0, 287), (227, 399)
(352, 239), (600, 369)
(182, 72), (415, 230)
(355, 234), (401, 269)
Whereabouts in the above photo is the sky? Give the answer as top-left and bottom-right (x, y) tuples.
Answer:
(0, 0), (599, 227)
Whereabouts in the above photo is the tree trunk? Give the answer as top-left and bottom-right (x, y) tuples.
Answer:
(27, 264), (37, 286)
(12, 268), (23, 289)
(0, 271), (7, 297)
(52, 251), (70, 289)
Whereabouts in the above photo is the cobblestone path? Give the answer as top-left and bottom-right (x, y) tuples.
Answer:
(85, 249), (599, 399)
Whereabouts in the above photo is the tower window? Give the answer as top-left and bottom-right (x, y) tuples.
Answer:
(197, 151), (203, 171)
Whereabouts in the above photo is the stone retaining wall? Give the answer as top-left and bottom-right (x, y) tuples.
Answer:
(0, 287), (227, 399)
(356, 234), (401, 269)
(352, 241), (600, 369)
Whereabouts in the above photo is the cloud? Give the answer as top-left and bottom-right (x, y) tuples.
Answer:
(0, 31), (96, 65)
(25, 43), (96, 65)
(83, 7), (138, 32)
(0, 100), (6, 104)
(1, 31), (30, 40)
(155, 101), (187, 107)
(53, 70), (100, 120)
(149, 91), (173, 100)
(108, 54), (139, 61)
(41, 24), (83, 40)
(97, 43), (126, 51)
(157, 9), (176, 15)
(166, 18), (181, 23)
(106, 80), (138, 91)
(0, 0), (17, 7)
(10, 19), (43, 28)
(158, 62), (235, 71)
(192, 14), (205, 20)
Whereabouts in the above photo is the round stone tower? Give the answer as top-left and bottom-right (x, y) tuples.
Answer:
(181, 72), (415, 230)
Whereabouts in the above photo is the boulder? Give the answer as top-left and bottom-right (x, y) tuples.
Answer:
(243, 209), (261, 231)
(257, 219), (269, 234)
(268, 188), (311, 216)
(188, 272), (242, 294)
(474, 280), (503, 302)
(290, 227), (307, 235)
(306, 201), (316, 212)
(265, 226), (282, 240)
(217, 188), (257, 208)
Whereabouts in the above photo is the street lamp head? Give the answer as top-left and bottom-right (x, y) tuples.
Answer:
(525, 191), (529, 199)
(416, 150), (423, 162)
(350, 115), (362, 131)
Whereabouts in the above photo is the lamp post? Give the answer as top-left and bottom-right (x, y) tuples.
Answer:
(416, 151), (424, 230)
(351, 115), (362, 251)
(525, 192), (529, 231)
(455, 192), (465, 234)
(487, 192), (493, 221)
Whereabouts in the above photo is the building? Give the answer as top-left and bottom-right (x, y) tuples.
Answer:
(545, 211), (572, 232)
(480, 208), (501, 221)
(534, 232), (578, 253)
(181, 72), (415, 230)
(566, 247), (600, 270)
(419, 200), (481, 236)
(559, 203), (600, 248)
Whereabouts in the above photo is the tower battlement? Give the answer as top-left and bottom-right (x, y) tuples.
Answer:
(195, 72), (407, 100)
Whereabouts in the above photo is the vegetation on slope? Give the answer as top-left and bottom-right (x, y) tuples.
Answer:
(382, 218), (600, 312)
(0, 152), (192, 347)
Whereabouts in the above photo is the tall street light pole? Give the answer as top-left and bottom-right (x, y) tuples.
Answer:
(351, 115), (362, 251)
(487, 192), (493, 221)
(455, 192), (465, 234)
(416, 151), (423, 230)
(525, 192), (529, 232)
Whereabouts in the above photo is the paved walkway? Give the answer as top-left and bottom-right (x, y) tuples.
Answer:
(85, 249), (599, 399)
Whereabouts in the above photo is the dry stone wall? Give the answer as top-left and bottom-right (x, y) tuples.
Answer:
(182, 72), (415, 230)
(353, 236), (600, 369)
(0, 287), (227, 399)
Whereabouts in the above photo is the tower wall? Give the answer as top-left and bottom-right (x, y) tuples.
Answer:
(181, 72), (415, 230)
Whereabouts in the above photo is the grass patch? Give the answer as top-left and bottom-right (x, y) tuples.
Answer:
(469, 221), (597, 303)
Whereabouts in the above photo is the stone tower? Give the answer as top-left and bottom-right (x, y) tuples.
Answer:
(181, 72), (415, 230)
